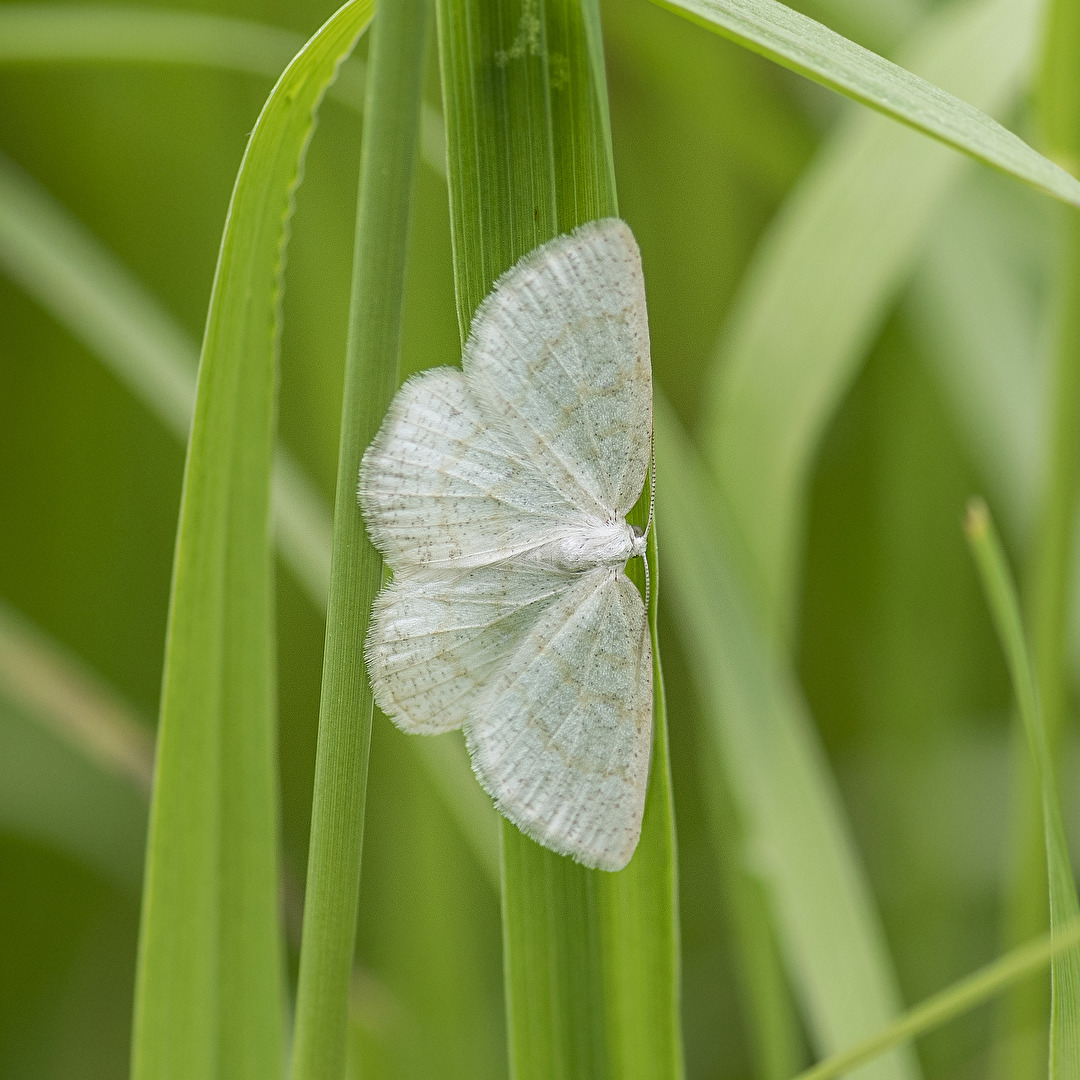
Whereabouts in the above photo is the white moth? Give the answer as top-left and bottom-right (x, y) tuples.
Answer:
(358, 217), (653, 872)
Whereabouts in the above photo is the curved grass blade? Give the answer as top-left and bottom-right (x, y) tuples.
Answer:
(130, 3), (374, 1077)
(707, 759), (805, 1078)
(288, 1), (431, 1076)
(655, 395), (917, 1080)
(702, 0), (1039, 640)
(792, 0), (927, 57)
(648, 0), (1080, 209)
(965, 500), (1080, 1076)
(435, 0), (682, 1075)
(0, 5), (445, 176)
(795, 917), (1080, 1080)
(1000, 2), (1080, 1068)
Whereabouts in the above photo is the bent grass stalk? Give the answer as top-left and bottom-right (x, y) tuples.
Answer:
(435, 0), (682, 1075)
(289, 1), (429, 1076)
(702, 0), (1040, 642)
(796, 917), (1080, 1080)
(651, 0), (1080, 209)
(966, 499), (1080, 1073)
(655, 396), (917, 1080)
(999, 0), (1080, 1068)
(131, 4), (374, 1077)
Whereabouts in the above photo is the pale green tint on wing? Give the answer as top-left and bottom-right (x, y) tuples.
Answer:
(366, 565), (574, 733)
(464, 219), (653, 517)
(360, 367), (591, 571)
(467, 567), (651, 872)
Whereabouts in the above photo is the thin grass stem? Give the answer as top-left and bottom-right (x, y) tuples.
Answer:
(289, 2), (430, 1076)
(966, 498), (1080, 1072)
(796, 918), (1080, 1080)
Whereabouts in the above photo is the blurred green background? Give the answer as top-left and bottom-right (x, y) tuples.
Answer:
(0, 0), (1070, 1076)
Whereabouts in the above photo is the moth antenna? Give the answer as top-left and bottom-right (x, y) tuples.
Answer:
(643, 546), (651, 612)
(646, 425), (655, 540)
(642, 424), (654, 610)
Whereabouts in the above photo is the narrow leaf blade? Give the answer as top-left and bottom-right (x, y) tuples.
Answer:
(130, 4), (374, 1076)
(289, 0), (430, 1075)
(434, 0), (682, 1075)
(965, 501), (1080, 1076)
(703, 0), (1040, 639)
(650, 0), (1080, 208)
(656, 396), (917, 1080)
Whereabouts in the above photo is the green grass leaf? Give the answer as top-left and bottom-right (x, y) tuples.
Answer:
(648, 0), (1080, 209)
(701, 0), (1040, 640)
(1001, 219), (1080, 1080)
(999, 3), (1080, 1069)
(0, 600), (153, 798)
(435, 0), (682, 1075)
(289, 1), (430, 1076)
(703, 755), (804, 1078)
(795, 917), (1080, 1080)
(655, 395), (918, 1080)
(965, 500), (1080, 1077)
(130, 4), (374, 1077)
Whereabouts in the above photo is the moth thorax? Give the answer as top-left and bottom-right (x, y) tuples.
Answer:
(525, 520), (641, 572)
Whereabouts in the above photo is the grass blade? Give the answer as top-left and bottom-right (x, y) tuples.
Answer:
(965, 499), (1080, 1076)
(288, 1), (429, 1076)
(655, 395), (917, 1080)
(435, 0), (682, 1075)
(0, 687), (146, 895)
(795, 918), (1080, 1080)
(0, 151), (196, 438)
(791, 0), (927, 57)
(648, 0), (1080, 209)
(130, 4), (374, 1076)
(999, 0), (1080, 1066)
(701, 0), (1039, 639)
